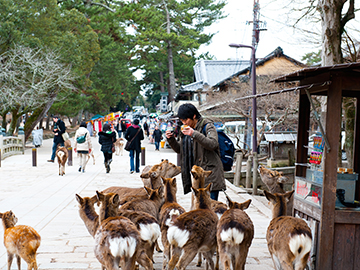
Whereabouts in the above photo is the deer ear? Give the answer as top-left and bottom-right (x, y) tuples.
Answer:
(171, 178), (177, 187)
(144, 186), (152, 195)
(226, 195), (234, 207)
(141, 172), (150, 178)
(75, 194), (83, 204)
(264, 190), (276, 202)
(112, 194), (120, 206)
(205, 183), (212, 193)
(0, 213), (3, 219)
(90, 195), (99, 205)
(204, 170), (212, 178)
(240, 199), (252, 210)
(191, 187), (198, 196)
(284, 190), (295, 202)
(96, 191), (104, 201)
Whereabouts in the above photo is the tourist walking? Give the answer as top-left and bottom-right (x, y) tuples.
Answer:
(165, 103), (226, 200)
(74, 121), (92, 173)
(153, 125), (162, 151)
(143, 121), (149, 137)
(48, 115), (66, 162)
(98, 123), (116, 173)
(125, 119), (144, 174)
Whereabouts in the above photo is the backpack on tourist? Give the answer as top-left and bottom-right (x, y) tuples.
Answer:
(202, 124), (235, 171)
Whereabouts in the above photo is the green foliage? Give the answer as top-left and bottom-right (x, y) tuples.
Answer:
(301, 50), (321, 66)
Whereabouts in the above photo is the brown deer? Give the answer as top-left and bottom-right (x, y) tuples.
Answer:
(167, 183), (218, 270)
(95, 191), (153, 270)
(0, 210), (41, 270)
(102, 160), (180, 204)
(120, 186), (165, 221)
(76, 193), (159, 270)
(159, 177), (186, 270)
(190, 165), (227, 267)
(217, 195), (253, 270)
(264, 190), (312, 270)
(259, 165), (293, 216)
(55, 145), (68, 176)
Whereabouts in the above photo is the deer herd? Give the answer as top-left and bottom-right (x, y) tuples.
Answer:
(0, 160), (313, 270)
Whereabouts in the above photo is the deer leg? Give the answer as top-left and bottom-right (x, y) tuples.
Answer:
(196, 252), (202, 267)
(136, 249), (153, 270)
(202, 251), (215, 270)
(168, 246), (181, 270)
(215, 246), (219, 270)
(155, 239), (163, 252)
(123, 256), (137, 270)
(16, 254), (21, 270)
(219, 250), (231, 270)
(176, 245), (198, 270)
(162, 240), (171, 270)
(294, 252), (310, 270)
(7, 252), (13, 270)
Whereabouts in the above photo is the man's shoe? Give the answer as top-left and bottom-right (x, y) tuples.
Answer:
(130, 171), (134, 174)
(78, 166), (82, 172)
(47, 159), (54, 163)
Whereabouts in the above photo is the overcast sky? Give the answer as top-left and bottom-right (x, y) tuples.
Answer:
(197, 0), (359, 63)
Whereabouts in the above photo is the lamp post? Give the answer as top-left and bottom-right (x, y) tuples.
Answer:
(229, 43), (257, 153)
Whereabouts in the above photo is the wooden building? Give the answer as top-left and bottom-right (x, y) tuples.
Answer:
(274, 62), (360, 270)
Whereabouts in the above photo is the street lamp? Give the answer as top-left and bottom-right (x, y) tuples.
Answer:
(229, 43), (257, 153)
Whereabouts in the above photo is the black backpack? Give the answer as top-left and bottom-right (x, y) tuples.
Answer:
(202, 124), (235, 171)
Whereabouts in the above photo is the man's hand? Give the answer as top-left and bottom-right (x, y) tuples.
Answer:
(181, 126), (194, 137)
(165, 130), (173, 139)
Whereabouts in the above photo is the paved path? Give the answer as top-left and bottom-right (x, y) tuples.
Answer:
(0, 135), (274, 270)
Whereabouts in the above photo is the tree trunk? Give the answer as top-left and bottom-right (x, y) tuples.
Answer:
(8, 107), (20, 135)
(163, 0), (176, 101)
(344, 98), (355, 168)
(24, 98), (57, 141)
(1, 111), (7, 130)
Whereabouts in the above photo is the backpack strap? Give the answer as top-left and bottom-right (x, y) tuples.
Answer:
(202, 123), (208, 136)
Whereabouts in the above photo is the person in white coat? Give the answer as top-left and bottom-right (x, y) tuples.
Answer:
(74, 121), (92, 173)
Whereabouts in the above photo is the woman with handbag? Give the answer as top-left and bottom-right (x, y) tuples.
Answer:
(98, 123), (116, 173)
(74, 121), (92, 173)
(125, 119), (144, 174)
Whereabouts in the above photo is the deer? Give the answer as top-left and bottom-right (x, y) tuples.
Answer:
(95, 191), (153, 270)
(0, 210), (41, 270)
(259, 165), (293, 216)
(190, 165), (227, 267)
(167, 183), (218, 270)
(102, 159), (181, 204)
(120, 186), (165, 221)
(158, 177), (186, 270)
(55, 145), (68, 176)
(264, 190), (312, 270)
(217, 194), (253, 270)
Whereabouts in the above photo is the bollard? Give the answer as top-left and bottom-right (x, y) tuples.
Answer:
(246, 155), (252, 189)
(141, 147), (145, 166)
(234, 152), (243, 187)
(67, 147), (73, 166)
(32, 148), (37, 167)
(177, 153), (181, 166)
(253, 152), (258, 195)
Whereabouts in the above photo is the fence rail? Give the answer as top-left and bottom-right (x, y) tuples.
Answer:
(0, 129), (25, 160)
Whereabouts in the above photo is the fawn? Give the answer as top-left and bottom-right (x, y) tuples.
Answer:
(217, 194), (253, 270)
(96, 191), (156, 270)
(159, 177), (186, 270)
(167, 183), (218, 270)
(264, 190), (312, 270)
(0, 210), (41, 270)
(55, 145), (68, 176)
(259, 165), (293, 216)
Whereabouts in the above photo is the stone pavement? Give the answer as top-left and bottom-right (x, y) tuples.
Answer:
(0, 135), (274, 270)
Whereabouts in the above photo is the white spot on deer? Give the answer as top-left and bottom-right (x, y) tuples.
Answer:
(167, 226), (189, 248)
(220, 228), (244, 244)
(109, 236), (137, 258)
(288, 234), (312, 257)
(139, 223), (160, 243)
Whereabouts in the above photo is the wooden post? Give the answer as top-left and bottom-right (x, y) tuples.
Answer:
(141, 147), (145, 166)
(234, 152), (243, 186)
(67, 147), (73, 166)
(246, 155), (252, 188)
(253, 152), (258, 195)
(32, 148), (37, 167)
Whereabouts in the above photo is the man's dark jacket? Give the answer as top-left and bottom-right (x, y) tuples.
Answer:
(53, 119), (66, 144)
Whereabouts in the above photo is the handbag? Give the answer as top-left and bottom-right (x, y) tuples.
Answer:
(62, 132), (70, 141)
(76, 133), (87, 144)
(125, 129), (141, 151)
(112, 145), (115, 153)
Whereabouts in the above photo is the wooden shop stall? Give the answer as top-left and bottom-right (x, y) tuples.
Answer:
(273, 62), (360, 270)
